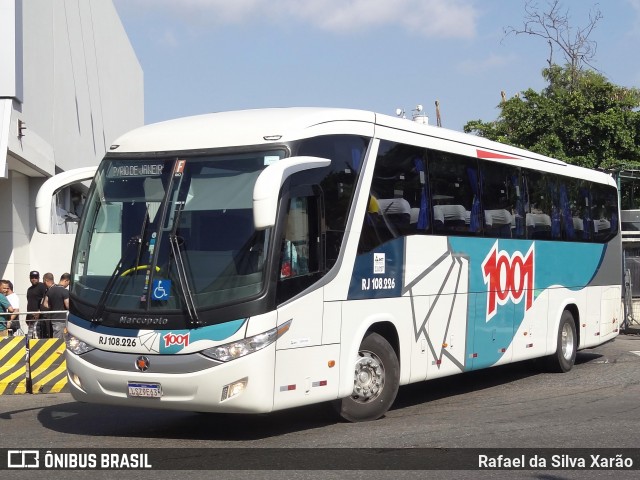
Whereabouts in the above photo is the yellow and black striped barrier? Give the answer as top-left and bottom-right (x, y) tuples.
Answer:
(29, 338), (68, 394)
(0, 336), (28, 394)
(0, 336), (68, 395)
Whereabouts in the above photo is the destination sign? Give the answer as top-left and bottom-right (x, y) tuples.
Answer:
(108, 163), (165, 178)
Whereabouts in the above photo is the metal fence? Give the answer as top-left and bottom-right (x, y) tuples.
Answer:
(0, 310), (69, 338)
(624, 285), (640, 329)
(624, 249), (640, 329)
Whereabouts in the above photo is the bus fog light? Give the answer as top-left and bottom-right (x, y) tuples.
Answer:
(70, 373), (83, 389)
(221, 377), (248, 401)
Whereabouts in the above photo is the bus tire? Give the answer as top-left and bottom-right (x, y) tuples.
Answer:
(547, 310), (577, 373)
(336, 332), (400, 422)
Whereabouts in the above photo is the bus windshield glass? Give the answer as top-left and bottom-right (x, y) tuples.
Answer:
(71, 150), (285, 319)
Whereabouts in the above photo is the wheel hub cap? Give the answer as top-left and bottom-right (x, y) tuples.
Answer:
(352, 351), (385, 403)
(561, 323), (575, 360)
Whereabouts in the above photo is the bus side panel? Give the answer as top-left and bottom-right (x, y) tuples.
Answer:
(447, 237), (611, 369)
(510, 288), (548, 362)
(404, 236), (470, 380)
(276, 288), (324, 350)
(472, 301), (514, 369)
(583, 285), (622, 348)
(322, 301), (342, 345)
(585, 288), (602, 347)
(272, 287), (339, 410)
(272, 344), (341, 411)
(350, 236), (472, 382)
(340, 234), (617, 393)
(600, 286), (622, 339)
(448, 237), (521, 371)
(408, 293), (430, 383)
(424, 265), (471, 379)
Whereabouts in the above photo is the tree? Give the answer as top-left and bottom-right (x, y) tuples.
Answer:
(504, 0), (602, 87)
(464, 1), (640, 171)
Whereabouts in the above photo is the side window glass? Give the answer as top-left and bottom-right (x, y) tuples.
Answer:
(524, 171), (554, 240)
(577, 182), (594, 241)
(549, 178), (562, 240)
(296, 135), (370, 268)
(276, 194), (321, 304)
(358, 141), (430, 253)
(52, 186), (87, 234)
(592, 184), (618, 242)
(430, 151), (481, 236)
(559, 178), (577, 241)
(480, 162), (521, 238)
(279, 196), (316, 279)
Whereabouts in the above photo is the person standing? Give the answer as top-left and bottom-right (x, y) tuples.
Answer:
(0, 288), (15, 337)
(26, 271), (47, 338)
(42, 273), (70, 339)
(39, 272), (56, 338)
(2, 280), (22, 334)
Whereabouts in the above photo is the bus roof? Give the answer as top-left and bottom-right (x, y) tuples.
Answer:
(110, 108), (375, 153)
(108, 107), (614, 187)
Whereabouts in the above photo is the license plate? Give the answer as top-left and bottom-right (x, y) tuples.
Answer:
(128, 382), (162, 398)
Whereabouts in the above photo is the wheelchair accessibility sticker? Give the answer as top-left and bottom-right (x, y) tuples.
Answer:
(152, 280), (171, 300)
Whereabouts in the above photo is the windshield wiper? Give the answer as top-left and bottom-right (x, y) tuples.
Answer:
(91, 234), (142, 323)
(168, 202), (201, 327)
(92, 205), (151, 323)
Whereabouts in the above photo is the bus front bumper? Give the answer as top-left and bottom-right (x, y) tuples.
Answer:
(64, 343), (277, 413)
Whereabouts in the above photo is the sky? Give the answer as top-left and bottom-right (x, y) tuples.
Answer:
(112, 0), (640, 132)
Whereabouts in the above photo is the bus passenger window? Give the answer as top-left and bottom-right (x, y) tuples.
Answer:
(558, 177), (581, 241)
(294, 134), (370, 267)
(591, 184), (618, 242)
(357, 140), (430, 254)
(568, 181), (594, 242)
(429, 151), (481, 236)
(524, 171), (554, 240)
(480, 162), (521, 239)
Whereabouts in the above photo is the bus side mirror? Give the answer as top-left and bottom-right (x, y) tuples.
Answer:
(35, 166), (98, 233)
(253, 156), (330, 230)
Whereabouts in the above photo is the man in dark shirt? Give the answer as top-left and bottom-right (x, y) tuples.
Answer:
(26, 271), (46, 338)
(40, 273), (55, 337)
(42, 273), (70, 340)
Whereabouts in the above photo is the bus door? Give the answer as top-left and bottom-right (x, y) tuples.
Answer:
(273, 190), (340, 409)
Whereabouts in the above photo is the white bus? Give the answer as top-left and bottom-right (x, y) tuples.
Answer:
(37, 108), (621, 421)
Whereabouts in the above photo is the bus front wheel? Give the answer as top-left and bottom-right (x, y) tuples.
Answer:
(336, 332), (400, 422)
(547, 310), (577, 373)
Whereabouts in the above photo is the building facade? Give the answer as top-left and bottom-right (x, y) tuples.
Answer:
(0, 0), (143, 306)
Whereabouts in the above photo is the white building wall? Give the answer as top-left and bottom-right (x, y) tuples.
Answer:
(0, 0), (143, 310)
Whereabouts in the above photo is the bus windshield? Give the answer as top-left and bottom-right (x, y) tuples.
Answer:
(71, 150), (285, 323)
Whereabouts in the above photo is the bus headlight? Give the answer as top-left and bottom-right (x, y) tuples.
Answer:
(64, 330), (95, 355)
(202, 320), (291, 362)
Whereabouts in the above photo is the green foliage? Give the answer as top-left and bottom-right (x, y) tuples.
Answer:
(464, 65), (640, 170)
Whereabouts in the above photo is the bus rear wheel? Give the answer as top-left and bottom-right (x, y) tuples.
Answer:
(336, 332), (400, 422)
(546, 310), (577, 373)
